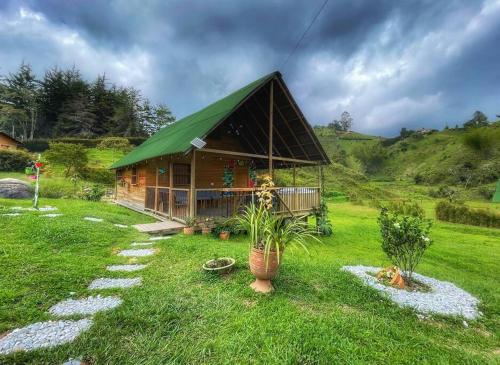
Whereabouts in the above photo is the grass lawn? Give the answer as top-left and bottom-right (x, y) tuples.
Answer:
(0, 198), (498, 364)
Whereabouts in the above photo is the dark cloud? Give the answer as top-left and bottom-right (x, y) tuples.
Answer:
(0, 0), (498, 136)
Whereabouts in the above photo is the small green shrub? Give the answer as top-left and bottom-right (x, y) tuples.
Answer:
(387, 200), (425, 218)
(0, 149), (32, 171)
(314, 198), (333, 236)
(435, 201), (500, 228)
(428, 186), (459, 202)
(45, 142), (89, 177)
(212, 218), (239, 237)
(378, 208), (433, 282)
(78, 184), (106, 201)
(39, 180), (78, 198)
(97, 137), (132, 152)
(81, 167), (115, 185)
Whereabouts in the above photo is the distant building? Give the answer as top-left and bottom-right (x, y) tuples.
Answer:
(0, 132), (20, 150)
(416, 128), (433, 135)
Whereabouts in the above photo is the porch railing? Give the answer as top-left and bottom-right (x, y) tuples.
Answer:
(144, 186), (319, 220)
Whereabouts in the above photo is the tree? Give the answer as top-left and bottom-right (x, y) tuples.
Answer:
(0, 63), (40, 140)
(54, 93), (97, 137)
(339, 111), (353, 131)
(44, 142), (88, 177)
(352, 143), (388, 174)
(463, 111), (489, 129)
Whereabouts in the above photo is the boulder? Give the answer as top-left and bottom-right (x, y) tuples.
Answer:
(0, 178), (33, 199)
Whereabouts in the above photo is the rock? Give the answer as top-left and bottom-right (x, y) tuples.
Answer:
(49, 296), (122, 317)
(88, 278), (142, 290)
(118, 249), (155, 257)
(0, 178), (33, 199)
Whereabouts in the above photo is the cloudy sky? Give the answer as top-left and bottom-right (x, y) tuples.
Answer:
(0, 0), (499, 136)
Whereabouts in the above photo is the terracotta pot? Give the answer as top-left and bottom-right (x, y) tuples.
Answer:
(183, 227), (195, 235)
(249, 247), (282, 293)
(202, 227), (211, 235)
(219, 231), (230, 240)
(390, 271), (405, 289)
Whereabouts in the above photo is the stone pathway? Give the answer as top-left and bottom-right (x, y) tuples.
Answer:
(49, 296), (122, 317)
(106, 264), (147, 272)
(149, 236), (172, 241)
(118, 249), (155, 257)
(83, 217), (103, 222)
(131, 241), (155, 246)
(0, 222), (165, 357)
(41, 213), (63, 218)
(88, 278), (142, 290)
(2, 213), (21, 216)
(0, 319), (92, 355)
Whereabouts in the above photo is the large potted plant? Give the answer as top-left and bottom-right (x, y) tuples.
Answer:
(235, 176), (317, 293)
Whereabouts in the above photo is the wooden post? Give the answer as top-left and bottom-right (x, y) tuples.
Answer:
(293, 164), (298, 211)
(154, 166), (159, 211)
(190, 150), (196, 218)
(169, 161), (173, 218)
(268, 80), (274, 177)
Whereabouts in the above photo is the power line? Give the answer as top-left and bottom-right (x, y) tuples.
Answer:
(279, 0), (329, 71)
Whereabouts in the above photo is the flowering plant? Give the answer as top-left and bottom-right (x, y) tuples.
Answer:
(256, 175), (274, 211)
(378, 208), (432, 283)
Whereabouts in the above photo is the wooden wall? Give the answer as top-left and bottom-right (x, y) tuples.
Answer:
(0, 134), (18, 150)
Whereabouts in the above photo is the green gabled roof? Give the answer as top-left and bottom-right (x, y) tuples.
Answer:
(111, 72), (277, 169)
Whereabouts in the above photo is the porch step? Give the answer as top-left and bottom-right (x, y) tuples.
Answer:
(133, 220), (185, 234)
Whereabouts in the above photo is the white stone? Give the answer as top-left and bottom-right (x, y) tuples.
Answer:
(41, 213), (63, 218)
(49, 295), (122, 316)
(106, 264), (147, 272)
(113, 224), (128, 228)
(62, 359), (82, 365)
(0, 319), (92, 355)
(149, 236), (172, 241)
(118, 249), (155, 257)
(38, 206), (58, 212)
(84, 217), (103, 222)
(342, 265), (480, 319)
(2, 213), (21, 216)
(88, 278), (141, 290)
(131, 242), (155, 246)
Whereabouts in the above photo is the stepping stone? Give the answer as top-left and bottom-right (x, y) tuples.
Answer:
(149, 236), (172, 241)
(41, 213), (63, 218)
(49, 295), (122, 316)
(62, 359), (83, 365)
(2, 213), (21, 216)
(39, 206), (58, 212)
(113, 224), (128, 228)
(131, 242), (155, 246)
(107, 264), (147, 272)
(88, 278), (142, 290)
(84, 217), (103, 222)
(0, 319), (92, 355)
(118, 249), (155, 257)
(10, 207), (35, 211)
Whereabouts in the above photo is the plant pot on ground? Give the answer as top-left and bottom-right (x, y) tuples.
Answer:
(203, 257), (235, 274)
(200, 217), (213, 235)
(219, 231), (230, 240)
(183, 217), (196, 235)
(212, 218), (236, 240)
(234, 176), (318, 293)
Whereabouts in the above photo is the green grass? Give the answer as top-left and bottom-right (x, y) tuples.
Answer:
(0, 198), (498, 364)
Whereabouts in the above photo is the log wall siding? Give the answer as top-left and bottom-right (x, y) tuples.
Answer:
(0, 134), (18, 150)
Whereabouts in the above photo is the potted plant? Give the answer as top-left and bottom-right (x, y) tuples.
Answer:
(202, 255), (236, 274)
(183, 217), (196, 235)
(235, 176), (318, 293)
(213, 218), (234, 240)
(200, 217), (213, 235)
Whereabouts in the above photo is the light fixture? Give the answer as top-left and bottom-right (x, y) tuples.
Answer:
(190, 137), (206, 149)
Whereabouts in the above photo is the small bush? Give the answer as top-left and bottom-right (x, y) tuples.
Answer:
(81, 167), (115, 185)
(212, 218), (240, 237)
(79, 184), (106, 201)
(435, 201), (500, 228)
(0, 149), (32, 171)
(98, 137), (132, 152)
(428, 186), (459, 202)
(39, 180), (78, 198)
(387, 200), (425, 218)
(314, 198), (333, 236)
(378, 208), (433, 283)
(44, 142), (88, 177)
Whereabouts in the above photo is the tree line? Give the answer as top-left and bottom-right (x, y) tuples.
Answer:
(0, 63), (175, 141)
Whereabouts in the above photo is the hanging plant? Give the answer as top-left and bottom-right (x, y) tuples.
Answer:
(223, 166), (234, 188)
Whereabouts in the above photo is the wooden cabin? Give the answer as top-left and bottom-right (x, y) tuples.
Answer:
(111, 71), (330, 223)
(0, 132), (20, 150)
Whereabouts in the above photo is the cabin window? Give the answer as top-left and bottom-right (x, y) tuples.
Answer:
(173, 164), (190, 186)
(131, 167), (138, 185)
(157, 166), (169, 186)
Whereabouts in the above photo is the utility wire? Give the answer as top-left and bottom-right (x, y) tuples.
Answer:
(279, 0), (330, 71)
